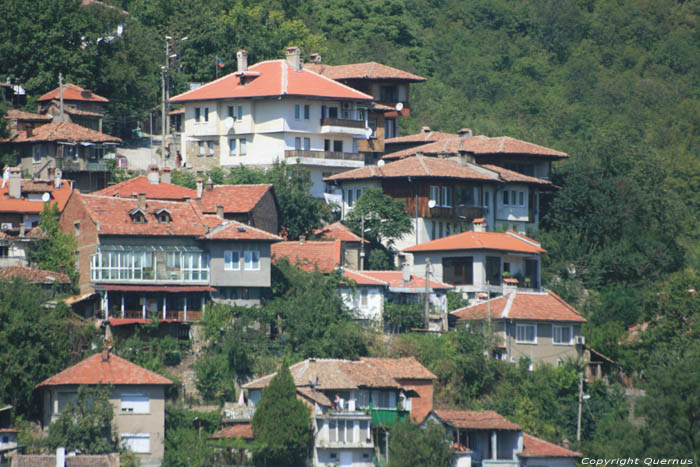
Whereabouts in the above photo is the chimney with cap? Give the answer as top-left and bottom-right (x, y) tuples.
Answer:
(216, 204), (224, 219)
(237, 49), (248, 73)
(147, 165), (159, 184)
(160, 166), (171, 184)
(402, 260), (411, 285)
(421, 126), (431, 133)
(299, 235), (306, 245)
(138, 192), (146, 211)
(472, 218), (487, 232)
(285, 46), (302, 72)
(309, 53), (322, 64)
(8, 167), (21, 199)
(458, 128), (473, 138)
(196, 177), (203, 199)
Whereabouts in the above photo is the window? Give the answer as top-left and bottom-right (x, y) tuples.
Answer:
(324, 139), (331, 151)
(321, 105), (327, 118)
(199, 142), (205, 156)
(224, 250), (240, 270)
(303, 137), (311, 150)
(347, 189), (354, 207)
(485, 192), (491, 212)
(194, 107), (201, 122)
(553, 325), (573, 345)
(456, 186), (475, 206)
(120, 393), (149, 414)
(294, 104), (301, 120)
(32, 145), (43, 163)
(207, 141), (215, 156)
(443, 257), (473, 285)
(486, 256), (501, 285)
(516, 324), (537, 343)
(244, 250), (260, 270)
(203, 107), (209, 122)
(357, 390), (370, 408)
(503, 190), (509, 205)
(430, 186), (440, 205)
(439, 222), (443, 238)
(441, 186), (452, 207)
(0, 246), (8, 258)
(156, 210), (172, 224)
(380, 85), (398, 102)
(237, 105), (243, 120)
(371, 390), (396, 409)
(329, 420), (354, 444)
(328, 107), (338, 118)
(130, 211), (146, 224)
(181, 252), (210, 281)
(360, 288), (368, 306)
(368, 118), (377, 137)
(304, 104), (310, 120)
(518, 191), (525, 206)
(385, 118), (397, 139)
(239, 138), (247, 155)
(74, 221), (80, 237)
(121, 433), (150, 454)
(503, 262), (510, 274)
(333, 140), (343, 152)
(227, 105), (234, 118)
(295, 137), (301, 150)
(356, 188), (362, 201)
(229, 138), (236, 155)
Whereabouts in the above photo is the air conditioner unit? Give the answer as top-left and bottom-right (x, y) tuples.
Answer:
(575, 336), (585, 345)
(1, 223), (13, 231)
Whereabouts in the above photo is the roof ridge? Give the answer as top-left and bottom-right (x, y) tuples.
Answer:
(505, 230), (541, 248)
(345, 269), (389, 286)
(416, 155), (431, 176)
(501, 291), (517, 318)
(367, 62), (376, 79)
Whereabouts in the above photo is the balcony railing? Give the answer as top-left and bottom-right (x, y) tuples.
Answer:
(122, 310), (201, 321)
(370, 409), (410, 425)
(320, 117), (366, 129)
(455, 205), (485, 220)
(284, 150), (364, 162)
(56, 158), (108, 172)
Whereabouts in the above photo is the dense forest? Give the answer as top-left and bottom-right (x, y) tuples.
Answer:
(1, 0), (698, 462)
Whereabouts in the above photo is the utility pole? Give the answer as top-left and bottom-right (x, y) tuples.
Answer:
(424, 258), (431, 330)
(58, 73), (64, 121)
(161, 36), (170, 165)
(360, 215), (365, 270)
(576, 372), (583, 441)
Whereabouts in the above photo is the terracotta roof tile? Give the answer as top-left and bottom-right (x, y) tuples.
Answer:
(63, 106), (104, 118)
(403, 230), (545, 254)
(205, 219), (282, 241)
(433, 410), (521, 430)
(313, 222), (364, 242)
(271, 240), (342, 273)
(297, 386), (332, 406)
(304, 62), (426, 82)
(0, 266), (70, 284)
(37, 84), (109, 103)
(481, 164), (553, 186)
(9, 122), (120, 144)
(6, 109), (52, 121)
(360, 357), (437, 380)
(199, 184), (273, 214)
(94, 176), (196, 200)
(383, 135), (568, 160)
(343, 270), (453, 290)
(35, 353), (172, 387)
(451, 290), (586, 323)
(338, 361), (402, 388)
(325, 156), (497, 182)
(0, 178), (73, 214)
(171, 61), (373, 103)
(520, 433), (583, 457)
(209, 423), (254, 440)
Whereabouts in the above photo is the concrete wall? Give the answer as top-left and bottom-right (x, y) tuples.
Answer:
(249, 189), (279, 235)
(341, 285), (384, 322)
(207, 241), (272, 287)
(501, 321), (583, 365)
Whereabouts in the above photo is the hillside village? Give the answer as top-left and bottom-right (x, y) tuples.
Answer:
(0, 1), (698, 467)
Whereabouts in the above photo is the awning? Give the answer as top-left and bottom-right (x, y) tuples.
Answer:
(64, 291), (98, 306)
(99, 285), (215, 293)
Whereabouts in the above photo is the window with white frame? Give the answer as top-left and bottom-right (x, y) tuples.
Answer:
(199, 142), (205, 156)
(371, 390), (396, 409)
(121, 433), (150, 453)
(304, 104), (310, 120)
(295, 137), (301, 150)
(203, 107), (209, 122)
(194, 107), (201, 122)
(357, 390), (370, 409)
(229, 138), (236, 155)
(430, 185), (440, 205)
(239, 138), (247, 155)
(553, 325), (573, 345)
(207, 141), (214, 156)
(224, 250), (240, 270)
(294, 104), (301, 120)
(303, 137), (311, 151)
(518, 191), (525, 206)
(516, 323), (537, 344)
(244, 250), (260, 270)
(237, 105), (243, 120)
(120, 393), (149, 414)
(441, 186), (452, 207)
(328, 419), (354, 444)
(347, 189), (354, 207)
(227, 105), (233, 118)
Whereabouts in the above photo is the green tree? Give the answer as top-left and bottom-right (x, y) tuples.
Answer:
(346, 188), (413, 247)
(389, 421), (454, 467)
(162, 407), (221, 467)
(45, 385), (117, 454)
(251, 362), (311, 467)
(29, 202), (78, 283)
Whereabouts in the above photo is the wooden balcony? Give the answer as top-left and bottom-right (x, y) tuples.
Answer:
(285, 150), (364, 162)
(320, 117), (366, 129)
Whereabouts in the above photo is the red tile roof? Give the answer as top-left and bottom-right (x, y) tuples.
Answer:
(210, 423), (254, 440)
(171, 60), (373, 103)
(403, 230), (545, 254)
(432, 410), (521, 430)
(35, 352), (172, 387)
(271, 240), (342, 273)
(451, 290), (586, 323)
(94, 176), (196, 200)
(9, 122), (120, 144)
(385, 130), (456, 145)
(199, 184), (273, 214)
(520, 433), (583, 458)
(0, 266), (70, 284)
(325, 155), (497, 182)
(0, 178), (73, 214)
(37, 84), (109, 103)
(383, 135), (568, 160)
(63, 106), (104, 118)
(205, 219), (282, 241)
(343, 269), (453, 290)
(6, 109), (52, 121)
(304, 62), (426, 82)
(313, 222), (364, 242)
(481, 164), (553, 186)
(360, 357), (437, 380)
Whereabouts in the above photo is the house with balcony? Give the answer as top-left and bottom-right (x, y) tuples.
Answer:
(58, 191), (281, 325)
(170, 47), (374, 198)
(450, 290), (587, 365)
(312, 222), (365, 269)
(37, 83), (109, 132)
(324, 155), (553, 250)
(402, 221), (545, 298)
(304, 57), (427, 162)
(241, 357), (436, 466)
(35, 349), (172, 467)
(0, 121), (120, 193)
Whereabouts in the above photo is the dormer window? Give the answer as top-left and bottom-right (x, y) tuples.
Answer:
(155, 209), (172, 224)
(129, 209), (147, 224)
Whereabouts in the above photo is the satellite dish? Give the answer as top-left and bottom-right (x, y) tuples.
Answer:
(428, 199), (437, 209)
(42, 192), (51, 203)
(224, 117), (234, 130)
(364, 127), (373, 139)
(395, 102), (404, 112)
(377, 160), (385, 167)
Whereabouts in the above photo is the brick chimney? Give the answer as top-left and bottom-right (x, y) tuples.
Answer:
(147, 165), (159, 184)
(8, 167), (21, 199)
(216, 204), (224, 219)
(472, 218), (486, 232)
(196, 177), (203, 199)
(160, 166), (171, 184)
(237, 49), (248, 73)
(285, 46), (302, 72)
(137, 192), (146, 211)
(458, 128), (473, 138)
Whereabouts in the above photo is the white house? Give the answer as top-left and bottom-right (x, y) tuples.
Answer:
(170, 47), (374, 198)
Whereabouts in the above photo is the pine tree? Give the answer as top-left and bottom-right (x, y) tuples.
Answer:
(251, 362), (311, 467)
